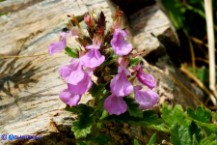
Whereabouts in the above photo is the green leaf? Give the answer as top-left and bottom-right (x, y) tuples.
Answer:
(89, 83), (108, 99)
(161, 104), (192, 145)
(161, 0), (186, 29)
(161, 104), (191, 127)
(91, 135), (110, 145)
(130, 58), (140, 67)
(189, 121), (202, 144)
(187, 67), (209, 85)
(68, 104), (94, 139)
(72, 120), (92, 139)
(192, 134), (200, 145)
(200, 134), (217, 145)
(170, 123), (192, 145)
(104, 110), (169, 132)
(187, 107), (212, 123)
(76, 141), (89, 145)
(65, 46), (79, 58)
(147, 133), (157, 145)
(125, 97), (143, 118)
(100, 110), (109, 120)
(185, 4), (205, 18)
(214, 111), (217, 121)
(187, 107), (217, 134)
(66, 104), (94, 115)
(134, 139), (140, 145)
(194, 121), (217, 134)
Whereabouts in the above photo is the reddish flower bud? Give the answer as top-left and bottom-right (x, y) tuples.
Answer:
(84, 14), (95, 27)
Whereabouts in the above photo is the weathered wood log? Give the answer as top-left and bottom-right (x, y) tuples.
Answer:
(0, 0), (202, 144)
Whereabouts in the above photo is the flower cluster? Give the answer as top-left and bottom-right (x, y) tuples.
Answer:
(48, 11), (159, 115)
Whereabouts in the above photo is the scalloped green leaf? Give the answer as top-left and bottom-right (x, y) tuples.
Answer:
(125, 97), (143, 118)
(187, 107), (212, 123)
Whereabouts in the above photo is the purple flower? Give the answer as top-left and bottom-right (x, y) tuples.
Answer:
(59, 59), (85, 85)
(110, 70), (133, 97)
(86, 42), (100, 50)
(67, 72), (92, 95)
(48, 32), (67, 55)
(86, 36), (102, 50)
(118, 57), (131, 76)
(134, 86), (158, 109)
(80, 49), (105, 68)
(104, 94), (127, 115)
(59, 89), (81, 106)
(111, 29), (132, 56)
(136, 65), (156, 89)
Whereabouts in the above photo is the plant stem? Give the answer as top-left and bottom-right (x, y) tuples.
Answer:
(180, 65), (215, 105)
(204, 0), (217, 105)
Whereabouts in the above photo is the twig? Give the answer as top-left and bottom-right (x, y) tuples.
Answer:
(188, 36), (196, 75)
(181, 65), (216, 105)
(195, 57), (209, 64)
(204, 0), (217, 105)
(195, 57), (217, 69)
(191, 36), (217, 52)
(191, 37), (208, 47)
(170, 71), (203, 106)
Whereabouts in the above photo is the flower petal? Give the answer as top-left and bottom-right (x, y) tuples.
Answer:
(111, 29), (132, 56)
(117, 57), (131, 76)
(59, 89), (81, 106)
(48, 33), (67, 55)
(104, 94), (127, 115)
(86, 35), (102, 50)
(110, 71), (133, 97)
(59, 59), (85, 85)
(137, 66), (156, 89)
(84, 13), (95, 27)
(86, 44), (100, 50)
(81, 49), (105, 68)
(67, 72), (92, 95)
(134, 86), (158, 109)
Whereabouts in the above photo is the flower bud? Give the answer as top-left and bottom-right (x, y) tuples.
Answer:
(84, 13), (95, 27)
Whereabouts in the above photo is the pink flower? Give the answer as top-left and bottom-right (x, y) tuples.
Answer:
(84, 14), (95, 27)
(117, 57), (131, 76)
(59, 89), (81, 106)
(48, 32), (67, 55)
(59, 59), (85, 85)
(110, 70), (133, 97)
(86, 35), (102, 50)
(111, 29), (132, 56)
(136, 65), (156, 89)
(80, 49), (105, 68)
(104, 94), (127, 115)
(71, 27), (80, 36)
(67, 72), (92, 95)
(134, 86), (158, 109)
(112, 17), (121, 30)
